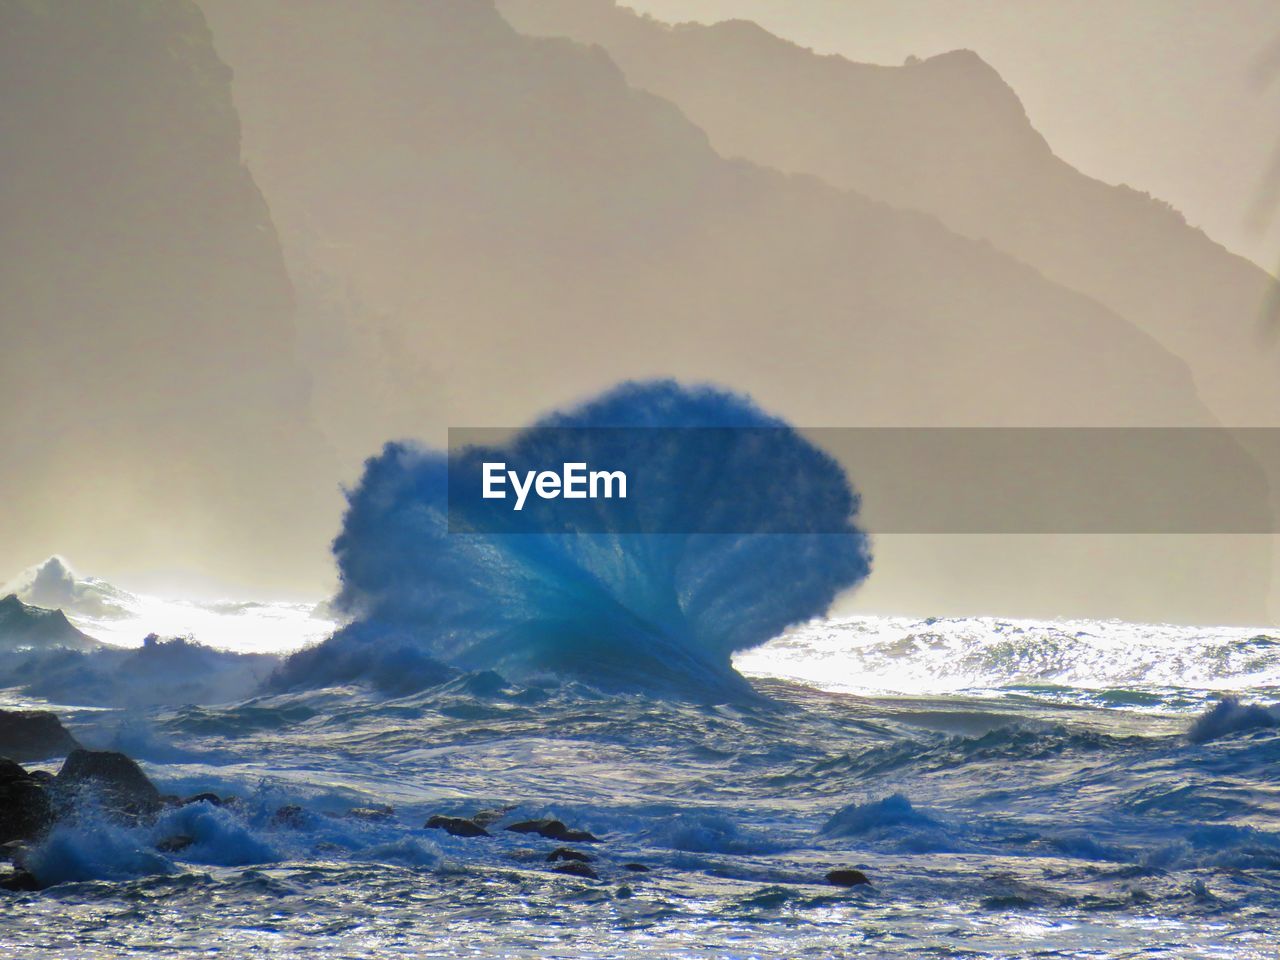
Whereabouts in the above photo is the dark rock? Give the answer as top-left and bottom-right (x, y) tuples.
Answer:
(503, 848), (544, 864)
(471, 805), (516, 827)
(425, 815), (490, 838)
(180, 793), (223, 807)
(0, 758), (27, 782)
(506, 818), (600, 843)
(1, 840), (26, 863)
(26, 770), (54, 785)
(54, 749), (161, 821)
(623, 862), (651, 872)
(0, 710), (80, 763)
(345, 805), (395, 822)
(506, 818), (556, 836)
(826, 868), (872, 887)
(552, 861), (599, 880)
(0, 869), (39, 891)
(0, 758), (52, 844)
(156, 835), (194, 853)
(270, 804), (307, 829)
(547, 846), (592, 863)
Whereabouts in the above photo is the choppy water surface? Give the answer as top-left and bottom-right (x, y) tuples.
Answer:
(4, 614), (1280, 958)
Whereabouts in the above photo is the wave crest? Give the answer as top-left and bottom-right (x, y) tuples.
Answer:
(276, 381), (870, 699)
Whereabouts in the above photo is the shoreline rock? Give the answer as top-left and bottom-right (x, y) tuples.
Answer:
(0, 718), (255, 891)
(0, 710), (80, 764)
(426, 815), (490, 838)
(826, 868), (872, 887)
(270, 804), (308, 830)
(551, 860), (599, 880)
(53, 749), (161, 822)
(546, 847), (591, 863)
(505, 819), (600, 843)
(343, 805), (395, 823)
(0, 757), (52, 845)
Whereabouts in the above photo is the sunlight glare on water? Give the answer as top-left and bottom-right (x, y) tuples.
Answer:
(66, 592), (337, 654)
(735, 615), (1280, 703)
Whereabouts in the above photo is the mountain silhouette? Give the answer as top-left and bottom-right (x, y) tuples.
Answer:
(0, 0), (337, 590)
(0, 595), (99, 653)
(194, 0), (1272, 621)
(0, 0), (1262, 618)
(200, 0), (1211, 433)
(498, 0), (1280, 427)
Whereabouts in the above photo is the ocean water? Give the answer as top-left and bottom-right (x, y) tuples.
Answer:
(4, 612), (1280, 959)
(5, 385), (1278, 957)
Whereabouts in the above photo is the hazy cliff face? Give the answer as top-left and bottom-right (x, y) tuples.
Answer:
(194, 0), (1276, 623)
(1, 0), (1263, 617)
(623, 0), (1280, 276)
(498, 0), (1280, 426)
(203, 0), (1207, 437)
(0, 0), (337, 591)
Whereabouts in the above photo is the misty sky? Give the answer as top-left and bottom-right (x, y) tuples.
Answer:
(7, 0), (1280, 625)
(627, 0), (1280, 272)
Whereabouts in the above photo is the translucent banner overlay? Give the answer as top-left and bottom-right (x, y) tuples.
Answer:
(447, 427), (1277, 534)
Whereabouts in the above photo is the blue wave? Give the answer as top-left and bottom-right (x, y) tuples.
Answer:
(275, 381), (870, 699)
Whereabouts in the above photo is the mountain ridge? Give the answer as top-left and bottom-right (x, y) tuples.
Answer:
(0, 594), (101, 653)
(199, 0), (1213, 430)
(498, 0), (1280, 425)
(0, 0), (338, 592)
(193, 0), (1277, 623)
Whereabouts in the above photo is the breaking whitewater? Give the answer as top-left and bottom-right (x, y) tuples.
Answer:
(2, 588), (1280, 959)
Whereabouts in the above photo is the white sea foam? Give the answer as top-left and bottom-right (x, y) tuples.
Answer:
(736, 614), (1280, 703)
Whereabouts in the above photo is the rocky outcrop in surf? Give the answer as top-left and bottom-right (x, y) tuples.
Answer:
(0, 710), (80, 764)
(0, 758), (53, 847)
(426, 816), (491, 838)
(54, 749), (163, 822)
(506, 819), (601, 843)
(0, 733), (235, 889)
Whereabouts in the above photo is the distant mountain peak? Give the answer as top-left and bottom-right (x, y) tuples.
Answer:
(910, 48), (1022, 94)
(917, 47), (989, 68)
(496, 0), (1276, 435)
(4, 556), (136, 621)
(701, 17), (777, 42)
(0, 594), (101, 652)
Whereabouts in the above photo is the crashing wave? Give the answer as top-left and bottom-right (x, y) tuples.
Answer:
(1187, 697), (1280, 744)
(275, 381), (870, 699)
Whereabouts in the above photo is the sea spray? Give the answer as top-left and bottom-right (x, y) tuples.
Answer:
(275, 381), (870, 698)
(1186, 697), (1280, 743)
